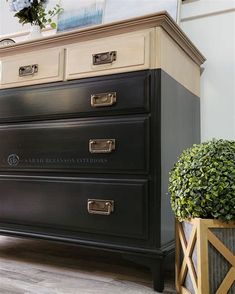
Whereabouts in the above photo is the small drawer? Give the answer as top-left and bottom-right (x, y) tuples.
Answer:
(0, 48), (64, 89)
(66, 30), (152, 80)
(0, 177), (148, 240)
(0, 70), (150, 122)
(0, 115), (149, 173)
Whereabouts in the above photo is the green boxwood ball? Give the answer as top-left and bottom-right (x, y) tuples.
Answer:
(169, 139), (235, 221)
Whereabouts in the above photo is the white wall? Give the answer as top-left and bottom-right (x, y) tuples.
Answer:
(0, 0), (29, 36)
(0, 0), (179, 38)
(180, 0), (235, 141)
(104, 0), (178, 23)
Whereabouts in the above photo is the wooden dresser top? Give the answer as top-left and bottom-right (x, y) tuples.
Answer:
(0, 11), (205, 65)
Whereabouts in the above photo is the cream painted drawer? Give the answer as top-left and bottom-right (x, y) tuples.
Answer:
(65, 30), (152, 80)
(0, 48), (64, 89)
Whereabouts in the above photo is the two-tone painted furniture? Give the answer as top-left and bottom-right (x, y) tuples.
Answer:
(0, 12), (205, 292)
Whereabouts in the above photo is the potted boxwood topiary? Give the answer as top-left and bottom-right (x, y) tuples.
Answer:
(169, 139), (235, 294)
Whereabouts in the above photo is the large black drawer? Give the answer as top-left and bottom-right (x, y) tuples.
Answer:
(0, 70), (151, 122)
(0, 115), (149, 173)
(0, 176), (148, 240)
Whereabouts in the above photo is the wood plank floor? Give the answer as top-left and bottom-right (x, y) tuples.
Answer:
(0, 236), (176, 294)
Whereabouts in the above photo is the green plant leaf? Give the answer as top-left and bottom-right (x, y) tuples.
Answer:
(169, 139), (235, 222)
(50, 22), (56, 29)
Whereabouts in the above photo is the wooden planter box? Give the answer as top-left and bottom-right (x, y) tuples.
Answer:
(175, 218), (235, 294)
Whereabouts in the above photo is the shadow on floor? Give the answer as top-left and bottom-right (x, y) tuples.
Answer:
(0, 236), (176, 293)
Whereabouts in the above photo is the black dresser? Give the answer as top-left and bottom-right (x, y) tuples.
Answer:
(0, 13), (205, 292)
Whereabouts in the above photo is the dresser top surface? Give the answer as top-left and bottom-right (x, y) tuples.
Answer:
(0, 11), (205, 65)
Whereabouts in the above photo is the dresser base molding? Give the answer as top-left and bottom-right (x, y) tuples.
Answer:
(0, 226), (174, 255)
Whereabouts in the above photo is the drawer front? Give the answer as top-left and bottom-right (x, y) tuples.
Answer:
(0, 177), (148, 240)
(66, 30), (152, 80)
(0, 116), (149, 173)
(0, 71), (150, 122)
(0, 48), (64, 89)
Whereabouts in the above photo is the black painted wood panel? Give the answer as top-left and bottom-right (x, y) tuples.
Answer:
(0, 177), (148, 239)
(0, 68), (200, 291)
(159, 70), (200, 246)
(0, 71), (150, 122)
(0, 115), (149, 173)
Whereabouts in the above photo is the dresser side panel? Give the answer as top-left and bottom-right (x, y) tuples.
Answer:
(160, 70), (200, 246)
(155, 27), (201, 97)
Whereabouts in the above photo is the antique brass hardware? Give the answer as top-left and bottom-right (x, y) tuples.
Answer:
(91, 92), (117, 107)
(19, 64), (38, 77)
(87, 199), (114, 215)
(89, 139), (115, 154)
(92, 51), (117, 65)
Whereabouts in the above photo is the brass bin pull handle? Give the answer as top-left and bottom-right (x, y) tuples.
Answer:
(91, 92), (117, 107)
(89, 139), (115, 154)
(19, 64), (38, 77)
(92, 51), (117, 65)
(87, 199), (114, 215)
